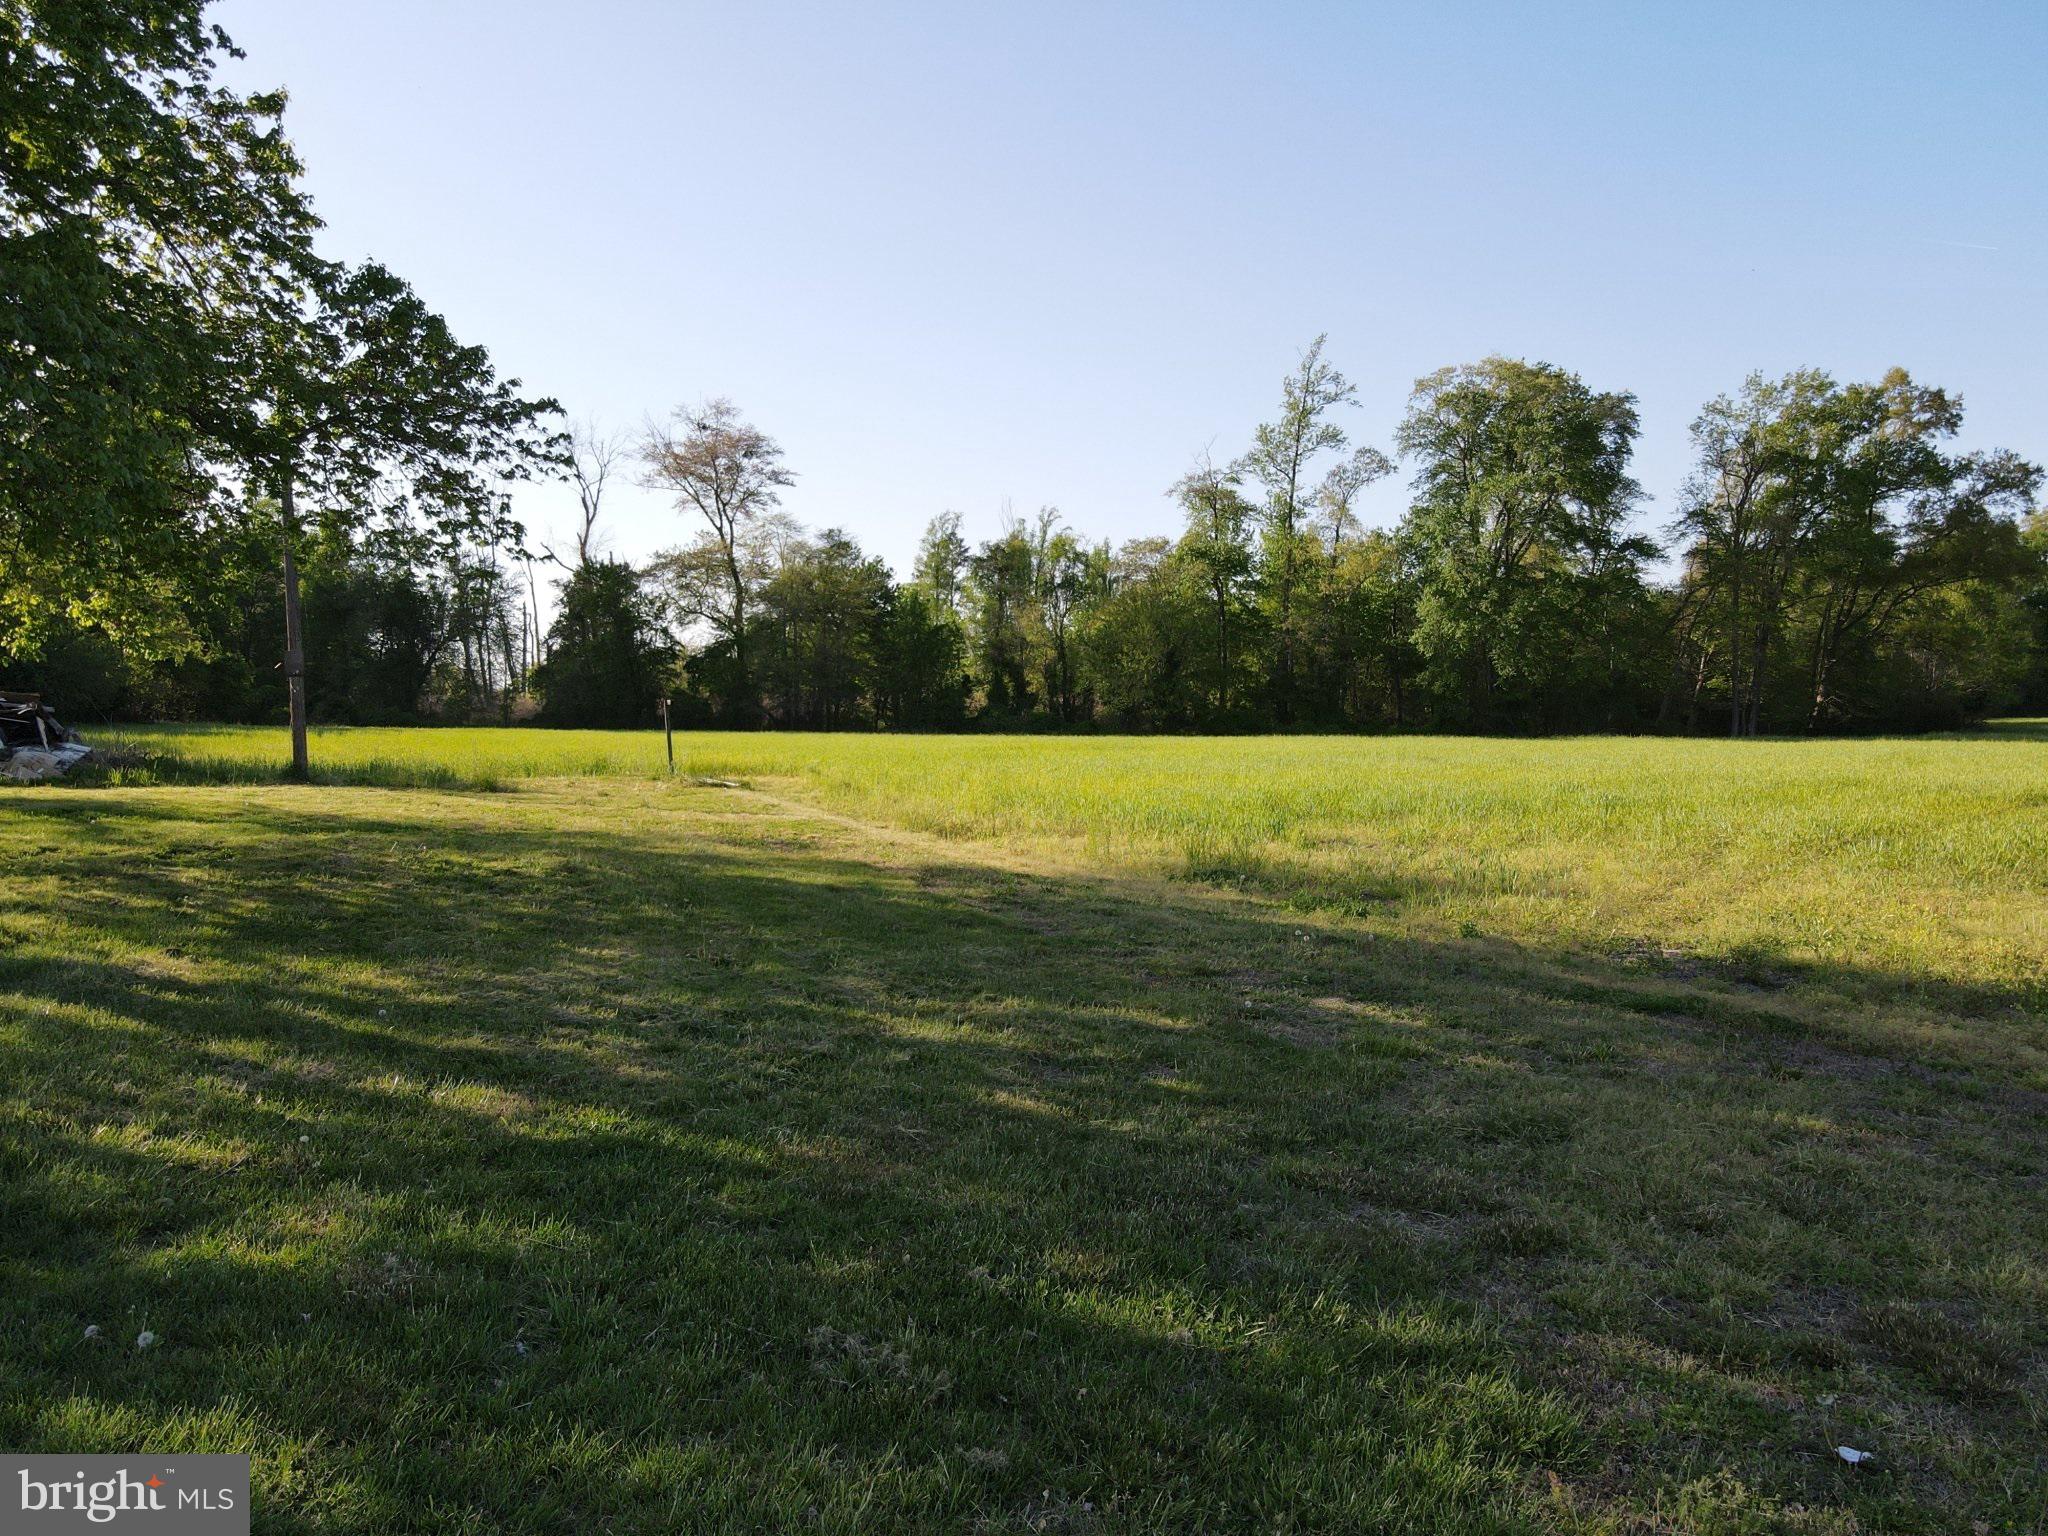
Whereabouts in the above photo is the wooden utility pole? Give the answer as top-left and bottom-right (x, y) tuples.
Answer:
(662, 697), (674, 773)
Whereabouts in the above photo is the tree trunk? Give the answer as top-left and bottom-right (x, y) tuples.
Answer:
(723, 540), (755, 726)
(1805, 596), (1841, 734)
(1274, 557), (1295, 724)
(1727, 564), (1743, 738)
(1213, 585), (1229, 715)
(279, 467), (310, 779)
(1744, 617), (1769, 737)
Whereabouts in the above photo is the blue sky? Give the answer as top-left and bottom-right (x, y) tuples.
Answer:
(214, 0), (2047, 579)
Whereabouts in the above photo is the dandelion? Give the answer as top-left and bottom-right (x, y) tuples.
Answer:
(136, 1331), (157, 1351)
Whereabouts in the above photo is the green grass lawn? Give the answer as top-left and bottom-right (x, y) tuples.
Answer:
(4, 727), (2044, 1531)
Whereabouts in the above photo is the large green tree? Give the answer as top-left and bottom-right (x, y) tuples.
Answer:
(641, 400), (794, 727)
(1669, 371), (1827, 734)
(965, 516), (1042, 717)
(3, 1), (563, 769)
(1029, 510), (1106, 724)
(244, 261), (562, 771)
(1169, 456), (1258, 717)
(1075, 537), (1207, 728)
(533, 558), (674, 729)
(1, 0), (318, 655)
(1236, 337), (1389, 721)
(756, 529), (891, 729)
(872, 582), (969, 727)
(1397, 357), (1653, 728)
(1672, 369), (2040, 733)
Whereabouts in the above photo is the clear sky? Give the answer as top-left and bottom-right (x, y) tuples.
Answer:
(213, 0), (2047, 580)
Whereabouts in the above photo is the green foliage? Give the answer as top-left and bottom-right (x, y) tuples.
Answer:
(665, 529), (971, 730)
(299, 531), (448, 724)
(1234, 336), (1382, 721)
(872, 581), (970, 727)
(254, 261), (565, 548)
(1300, 530), (1421, 726)
(1670, 370), (2042, 734)
(911, 510), (969, 611)
(2020, 509), (2048, 708)
(532, 559), (674, 729)
(964, 518), (1042, 716)
(2, 513), (548, 728)
(2, 0), (563, 773)
(641, 400), (795, 725)
(755, 530), (891, 729)
(0, 617), (134, 719)
(1070, 539), (1190, 726)
(1397, 357), (1654, 728)
(0, 0), (318, 654)
(1168, 458), (1259, 716)
(1869, 580), (2035, 729)
(626, 347), (2043, 740)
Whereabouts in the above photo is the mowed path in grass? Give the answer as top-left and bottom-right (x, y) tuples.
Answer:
(3, 730), (2045, 1532)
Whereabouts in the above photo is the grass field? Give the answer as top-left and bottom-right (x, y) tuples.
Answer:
(4, 725), (2044, 1532)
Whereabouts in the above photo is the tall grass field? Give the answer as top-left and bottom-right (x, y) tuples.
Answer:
(96, 722), (2048, 995)
(3, 723), (2044, 1533)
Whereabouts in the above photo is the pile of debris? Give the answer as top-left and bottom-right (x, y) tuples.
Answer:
(0, 692), (93, 782)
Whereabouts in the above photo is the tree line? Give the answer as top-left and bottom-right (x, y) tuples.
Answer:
(569, 350), (2042, 736)
(5, 3), (2045, 743)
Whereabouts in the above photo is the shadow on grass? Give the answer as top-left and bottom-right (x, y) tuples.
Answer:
(57, 747), (509, 793)
(0, 786), (2041, 1533)
(1937, 716), (2048, 742)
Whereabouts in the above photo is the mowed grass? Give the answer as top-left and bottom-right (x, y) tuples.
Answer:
(2, 728), (2044, 1532)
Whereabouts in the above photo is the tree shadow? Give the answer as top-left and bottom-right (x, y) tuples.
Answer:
(1934, 717), (2048, 742)
(59, 747), (511, 791)
(0, 785), (2040, 1533)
